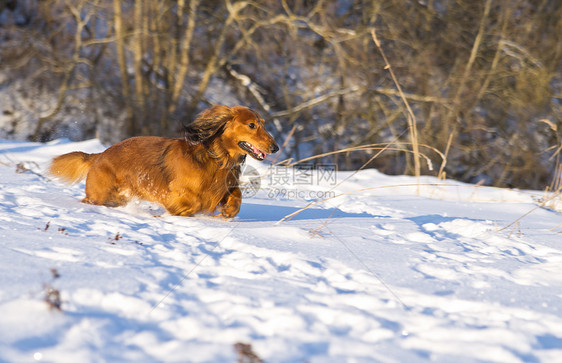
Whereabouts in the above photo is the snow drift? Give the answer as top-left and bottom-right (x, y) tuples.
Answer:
(1, 138), (562, 362)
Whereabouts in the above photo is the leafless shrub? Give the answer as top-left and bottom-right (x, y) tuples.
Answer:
(1, 0), (561, 190)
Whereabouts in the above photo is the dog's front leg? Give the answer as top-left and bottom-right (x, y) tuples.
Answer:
(219, 187), (242, 218)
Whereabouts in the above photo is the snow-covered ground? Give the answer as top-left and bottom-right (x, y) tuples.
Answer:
(1, 138), (562, 362)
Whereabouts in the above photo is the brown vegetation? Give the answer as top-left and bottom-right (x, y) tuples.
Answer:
(1, 0), (561, 190)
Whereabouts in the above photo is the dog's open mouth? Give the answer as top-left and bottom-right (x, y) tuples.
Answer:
(238, 141), (267, 161)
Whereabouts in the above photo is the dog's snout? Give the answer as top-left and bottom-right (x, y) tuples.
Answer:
(270, 143), (279, 154)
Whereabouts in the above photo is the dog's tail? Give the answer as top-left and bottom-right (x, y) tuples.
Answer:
(49, 151), (100, 184)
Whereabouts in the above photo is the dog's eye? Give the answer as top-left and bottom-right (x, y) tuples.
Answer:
(248, 123), (256, 129)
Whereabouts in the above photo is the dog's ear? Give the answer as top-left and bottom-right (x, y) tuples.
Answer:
(209, 104), (234, 117)
(185, 105), (234, 144)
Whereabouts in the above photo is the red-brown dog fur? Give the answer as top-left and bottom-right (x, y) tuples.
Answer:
(49, 105), (278, 218)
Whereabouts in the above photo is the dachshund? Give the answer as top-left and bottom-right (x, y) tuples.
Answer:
(48, 105), (279, 218)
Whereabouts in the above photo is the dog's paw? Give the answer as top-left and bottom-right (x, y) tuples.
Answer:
(220, 203), (240, 219)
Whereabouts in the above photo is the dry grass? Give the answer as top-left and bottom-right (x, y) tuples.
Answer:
(371, 28), (421, 188)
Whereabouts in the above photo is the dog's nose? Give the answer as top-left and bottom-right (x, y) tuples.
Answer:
(270, 143), (279, 153)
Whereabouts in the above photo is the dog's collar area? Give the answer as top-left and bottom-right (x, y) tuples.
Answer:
(207, 149), (219, 159)
(206, 148), (246, 168)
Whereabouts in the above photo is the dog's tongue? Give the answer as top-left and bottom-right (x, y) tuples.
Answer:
(251, 144), (266, 159)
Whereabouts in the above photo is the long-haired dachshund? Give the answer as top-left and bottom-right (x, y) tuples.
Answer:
(49, 105), (279, 218)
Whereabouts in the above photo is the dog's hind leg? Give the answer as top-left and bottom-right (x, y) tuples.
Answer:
(164, 192), (202, 217)
(83, 165), (129, 207)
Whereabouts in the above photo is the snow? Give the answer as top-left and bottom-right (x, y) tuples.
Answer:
(1, 138), (562, 362)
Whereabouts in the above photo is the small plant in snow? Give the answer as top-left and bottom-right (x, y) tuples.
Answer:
(234, 342), (263, 363)
(43, 268), (62, 311)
